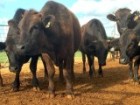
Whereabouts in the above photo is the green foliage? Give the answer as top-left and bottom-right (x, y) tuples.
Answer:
(75, 51), (82, 61)
(0, 51), (8, 63)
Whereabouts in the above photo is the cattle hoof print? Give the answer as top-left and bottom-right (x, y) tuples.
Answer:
(46, 93), (55, 98)
(32, 87), (41, 91)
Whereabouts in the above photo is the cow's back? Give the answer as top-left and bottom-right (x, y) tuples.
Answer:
(40, 1), (73, 37)
(84, 19), (107, 41)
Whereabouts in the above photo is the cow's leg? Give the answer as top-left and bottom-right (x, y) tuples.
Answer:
(71, 56), (75, 80)
(133, 57), (140, 83)
(82, 52), (86, 74)
(12, 69), (21, 91)
(87, 55), (95, 78)
(63, 56), (74, 99)
(58, 60), (64, 82)
(128, 60), (133, 80)
(40, 56), (48, 80)
(42, 53), (55, 98)
(98, 64), (103, 77)
(30, 56), (40, 91)
(0, 70), (3, 87)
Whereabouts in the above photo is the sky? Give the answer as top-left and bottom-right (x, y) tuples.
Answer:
(0, 0), (140, 41)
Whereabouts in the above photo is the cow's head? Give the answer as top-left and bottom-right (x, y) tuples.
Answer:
(127, 11), (140, 29)
(3, 8), (26, 73)
(107, 8), (131, 35)
(125, 33), (140, 59)
(17, 9), (55, 55)
(5, 20), (24, 73)
(119, 29), (139, 64)
(86, 40), (109, 66)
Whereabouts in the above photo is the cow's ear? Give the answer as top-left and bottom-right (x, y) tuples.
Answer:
(107, 14), (118, 21)
(42, 15), (55, 28)
(8, 20), (17, 27)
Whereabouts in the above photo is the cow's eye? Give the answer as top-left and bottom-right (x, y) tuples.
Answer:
(33, 25), (39, 29)
(128, 42), (134, 48)
(30, 25), (39, 33)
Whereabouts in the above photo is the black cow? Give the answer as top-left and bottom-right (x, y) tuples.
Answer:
(119, 29), (140, 83)
(16, 1), (81, 98)
(79, 19), (109, 78)
(4, 8), (47, 91)
(119, 11), (140, 83)
(107, 8), (131, 35)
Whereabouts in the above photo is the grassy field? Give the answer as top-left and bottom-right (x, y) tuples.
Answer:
(0, 51), (82, 63)
(0, 51), (8, 63)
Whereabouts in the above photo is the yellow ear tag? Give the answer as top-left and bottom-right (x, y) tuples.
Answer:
(45, 21), (51, 28)
(110, 47), (115, 52)
(138, 41), (140, 46)
(134, 16), (139, 21)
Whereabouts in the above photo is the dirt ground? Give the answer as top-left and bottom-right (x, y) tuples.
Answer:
(0, 57), (140, 105)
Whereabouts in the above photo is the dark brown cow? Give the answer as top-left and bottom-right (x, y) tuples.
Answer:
(107, 8), (131, 35)
(16, 1), (81, 98)
(79, 19), (109, 77)
(3, 8), (48, 91)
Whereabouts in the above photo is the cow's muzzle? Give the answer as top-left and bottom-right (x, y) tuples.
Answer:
(9, 66), (18, 73)
(119, 58), (129, 64)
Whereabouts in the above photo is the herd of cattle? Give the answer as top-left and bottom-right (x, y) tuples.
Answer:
(0, 1), (140, 98)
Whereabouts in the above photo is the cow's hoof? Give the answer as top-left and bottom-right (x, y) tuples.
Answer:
(12, 88), (19, 92)
(83, 70), (86, 74)
(98, 74), (103, 78)
(128, 78), (134, 82)
(46, 93), (55, 98)
(66, 94), (75, 99)
(0, 83), (3, 87)
(32, 87), (40, 91)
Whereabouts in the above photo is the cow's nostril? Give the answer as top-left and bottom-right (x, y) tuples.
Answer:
(21, 46), (25, 50)
(16, 45), (25, 50)
(119, 58), (128, 64)
(9, 66), (18, 73)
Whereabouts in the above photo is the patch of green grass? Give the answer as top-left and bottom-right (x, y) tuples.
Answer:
(0, 51), (8, 63)
(75, 51), (82, 61)
(0, 51), (82, 63)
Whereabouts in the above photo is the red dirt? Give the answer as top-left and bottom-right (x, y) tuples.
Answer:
(0, 57), (140, 105)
